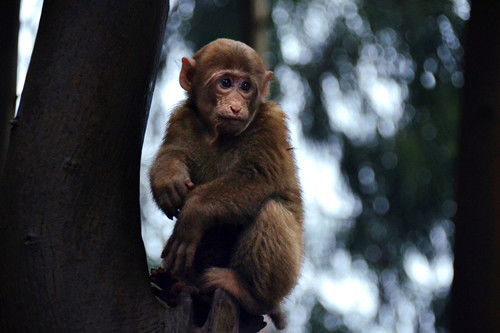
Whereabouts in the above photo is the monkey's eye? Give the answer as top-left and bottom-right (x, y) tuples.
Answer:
(220, 78), (232, 88)
(240, 81), (252, 92)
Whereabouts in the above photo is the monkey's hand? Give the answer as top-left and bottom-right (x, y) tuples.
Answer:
(161, 203), (205, 276)
(151, 171), (195, 220)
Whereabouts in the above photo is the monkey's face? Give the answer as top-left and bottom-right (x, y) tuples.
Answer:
(178, 39), (273, 137)
(200, 69), (258, 136)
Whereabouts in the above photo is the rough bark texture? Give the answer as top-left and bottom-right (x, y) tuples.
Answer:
(0, 0), (20, 172)
(452, 0), (500, 332)
(0, 0), (196, 331)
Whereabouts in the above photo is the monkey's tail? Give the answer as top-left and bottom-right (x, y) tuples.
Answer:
(200, 267), (286, 330)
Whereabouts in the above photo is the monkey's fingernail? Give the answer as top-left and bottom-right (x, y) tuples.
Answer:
(186, 182), (195, 190)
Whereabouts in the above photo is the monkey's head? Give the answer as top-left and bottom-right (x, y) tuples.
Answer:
(179, 39), (273, 136)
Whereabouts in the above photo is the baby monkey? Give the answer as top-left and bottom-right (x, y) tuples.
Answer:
(149, 39), (303, 329)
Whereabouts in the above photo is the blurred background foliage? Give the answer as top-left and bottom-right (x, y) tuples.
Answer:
(16, 0), (468, 331)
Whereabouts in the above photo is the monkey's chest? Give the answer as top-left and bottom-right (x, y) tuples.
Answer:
(190, 148), (240, 185)
(189, 147), (243, 272)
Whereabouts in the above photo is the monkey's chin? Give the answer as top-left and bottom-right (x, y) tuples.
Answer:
(217, 120), (248, 136)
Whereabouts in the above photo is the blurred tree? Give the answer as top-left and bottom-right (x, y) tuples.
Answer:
(0, 0), (183, 330)
(186, 0), (270, 52)
(452, 0), (500, 332)
(0, 0), (20, 172)
(187, 1), (248, 49)
(241, 0), (271, 56)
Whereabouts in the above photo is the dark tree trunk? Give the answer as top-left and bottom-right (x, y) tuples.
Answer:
(452, 0), (500, 332)
(240, 0), (270, 56)
(0, 0), (198, 331)
(0, 0), (20, 172)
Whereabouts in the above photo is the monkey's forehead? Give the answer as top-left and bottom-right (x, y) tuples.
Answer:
(199, 54), (264, 75)
(194, 39), (266, 75)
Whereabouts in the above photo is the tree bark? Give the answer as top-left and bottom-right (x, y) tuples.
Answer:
(0, 0), (197, 331)
(452, 0), (500, 332)
(0, 0), (20, 173)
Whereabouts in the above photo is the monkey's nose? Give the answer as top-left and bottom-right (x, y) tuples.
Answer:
(230, 105), (241, 114)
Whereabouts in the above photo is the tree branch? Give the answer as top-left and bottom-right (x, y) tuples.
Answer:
(151, 269), (266, 332)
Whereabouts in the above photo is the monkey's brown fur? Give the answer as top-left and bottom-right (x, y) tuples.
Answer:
(149, 39), (303, 329)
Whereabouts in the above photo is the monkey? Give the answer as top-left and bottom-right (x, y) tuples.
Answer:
(149, 39), (303, 330)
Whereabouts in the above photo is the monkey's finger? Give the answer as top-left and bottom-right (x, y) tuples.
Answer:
(168, 185), (182, 210)
(185, 244), (197, 270)
(166, 239), (179, 264)
(161, 236), (175, 258)
(173, 243), (187, 276)
(161, 193), (175, 219)
(163, 239), (179, 271)
(161, 236), (175, 262)
(165, 188), (181, 218)
(174, 181), (188, 200)
(186, 181), (195, 190)
(160, 247), (168, 259)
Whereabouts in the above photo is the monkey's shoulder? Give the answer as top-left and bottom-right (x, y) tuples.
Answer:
(258, 102), (287, 124)
(168, 103), (196, 127)
(164, 102), (205, 141)
(247, 102), (290, 145)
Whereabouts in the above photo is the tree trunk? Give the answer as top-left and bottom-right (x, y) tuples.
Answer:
(452, 0), (500, 332)
(240, 0), (270, 56)
(0, 0), (20, 173)
(0, 0), (197, 331)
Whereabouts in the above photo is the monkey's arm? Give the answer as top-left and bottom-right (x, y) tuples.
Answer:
(183, 160), (280, 223)
(149, 113), (195, 219)
(163, 146), (292, 275)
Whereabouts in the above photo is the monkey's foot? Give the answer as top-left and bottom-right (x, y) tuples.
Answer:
(150, 267), (198, 308)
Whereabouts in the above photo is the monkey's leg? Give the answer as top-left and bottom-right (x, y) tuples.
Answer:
(201, 200), (302, 329)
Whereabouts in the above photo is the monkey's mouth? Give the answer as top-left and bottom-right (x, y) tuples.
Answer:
(217, 115), (245, 122)
(217, 116), (246, 132)
(216, 116), (248, 135)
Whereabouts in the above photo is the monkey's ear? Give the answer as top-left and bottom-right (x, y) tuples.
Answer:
(179, 57), (196, 91)
(261, 71), (273, 100)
